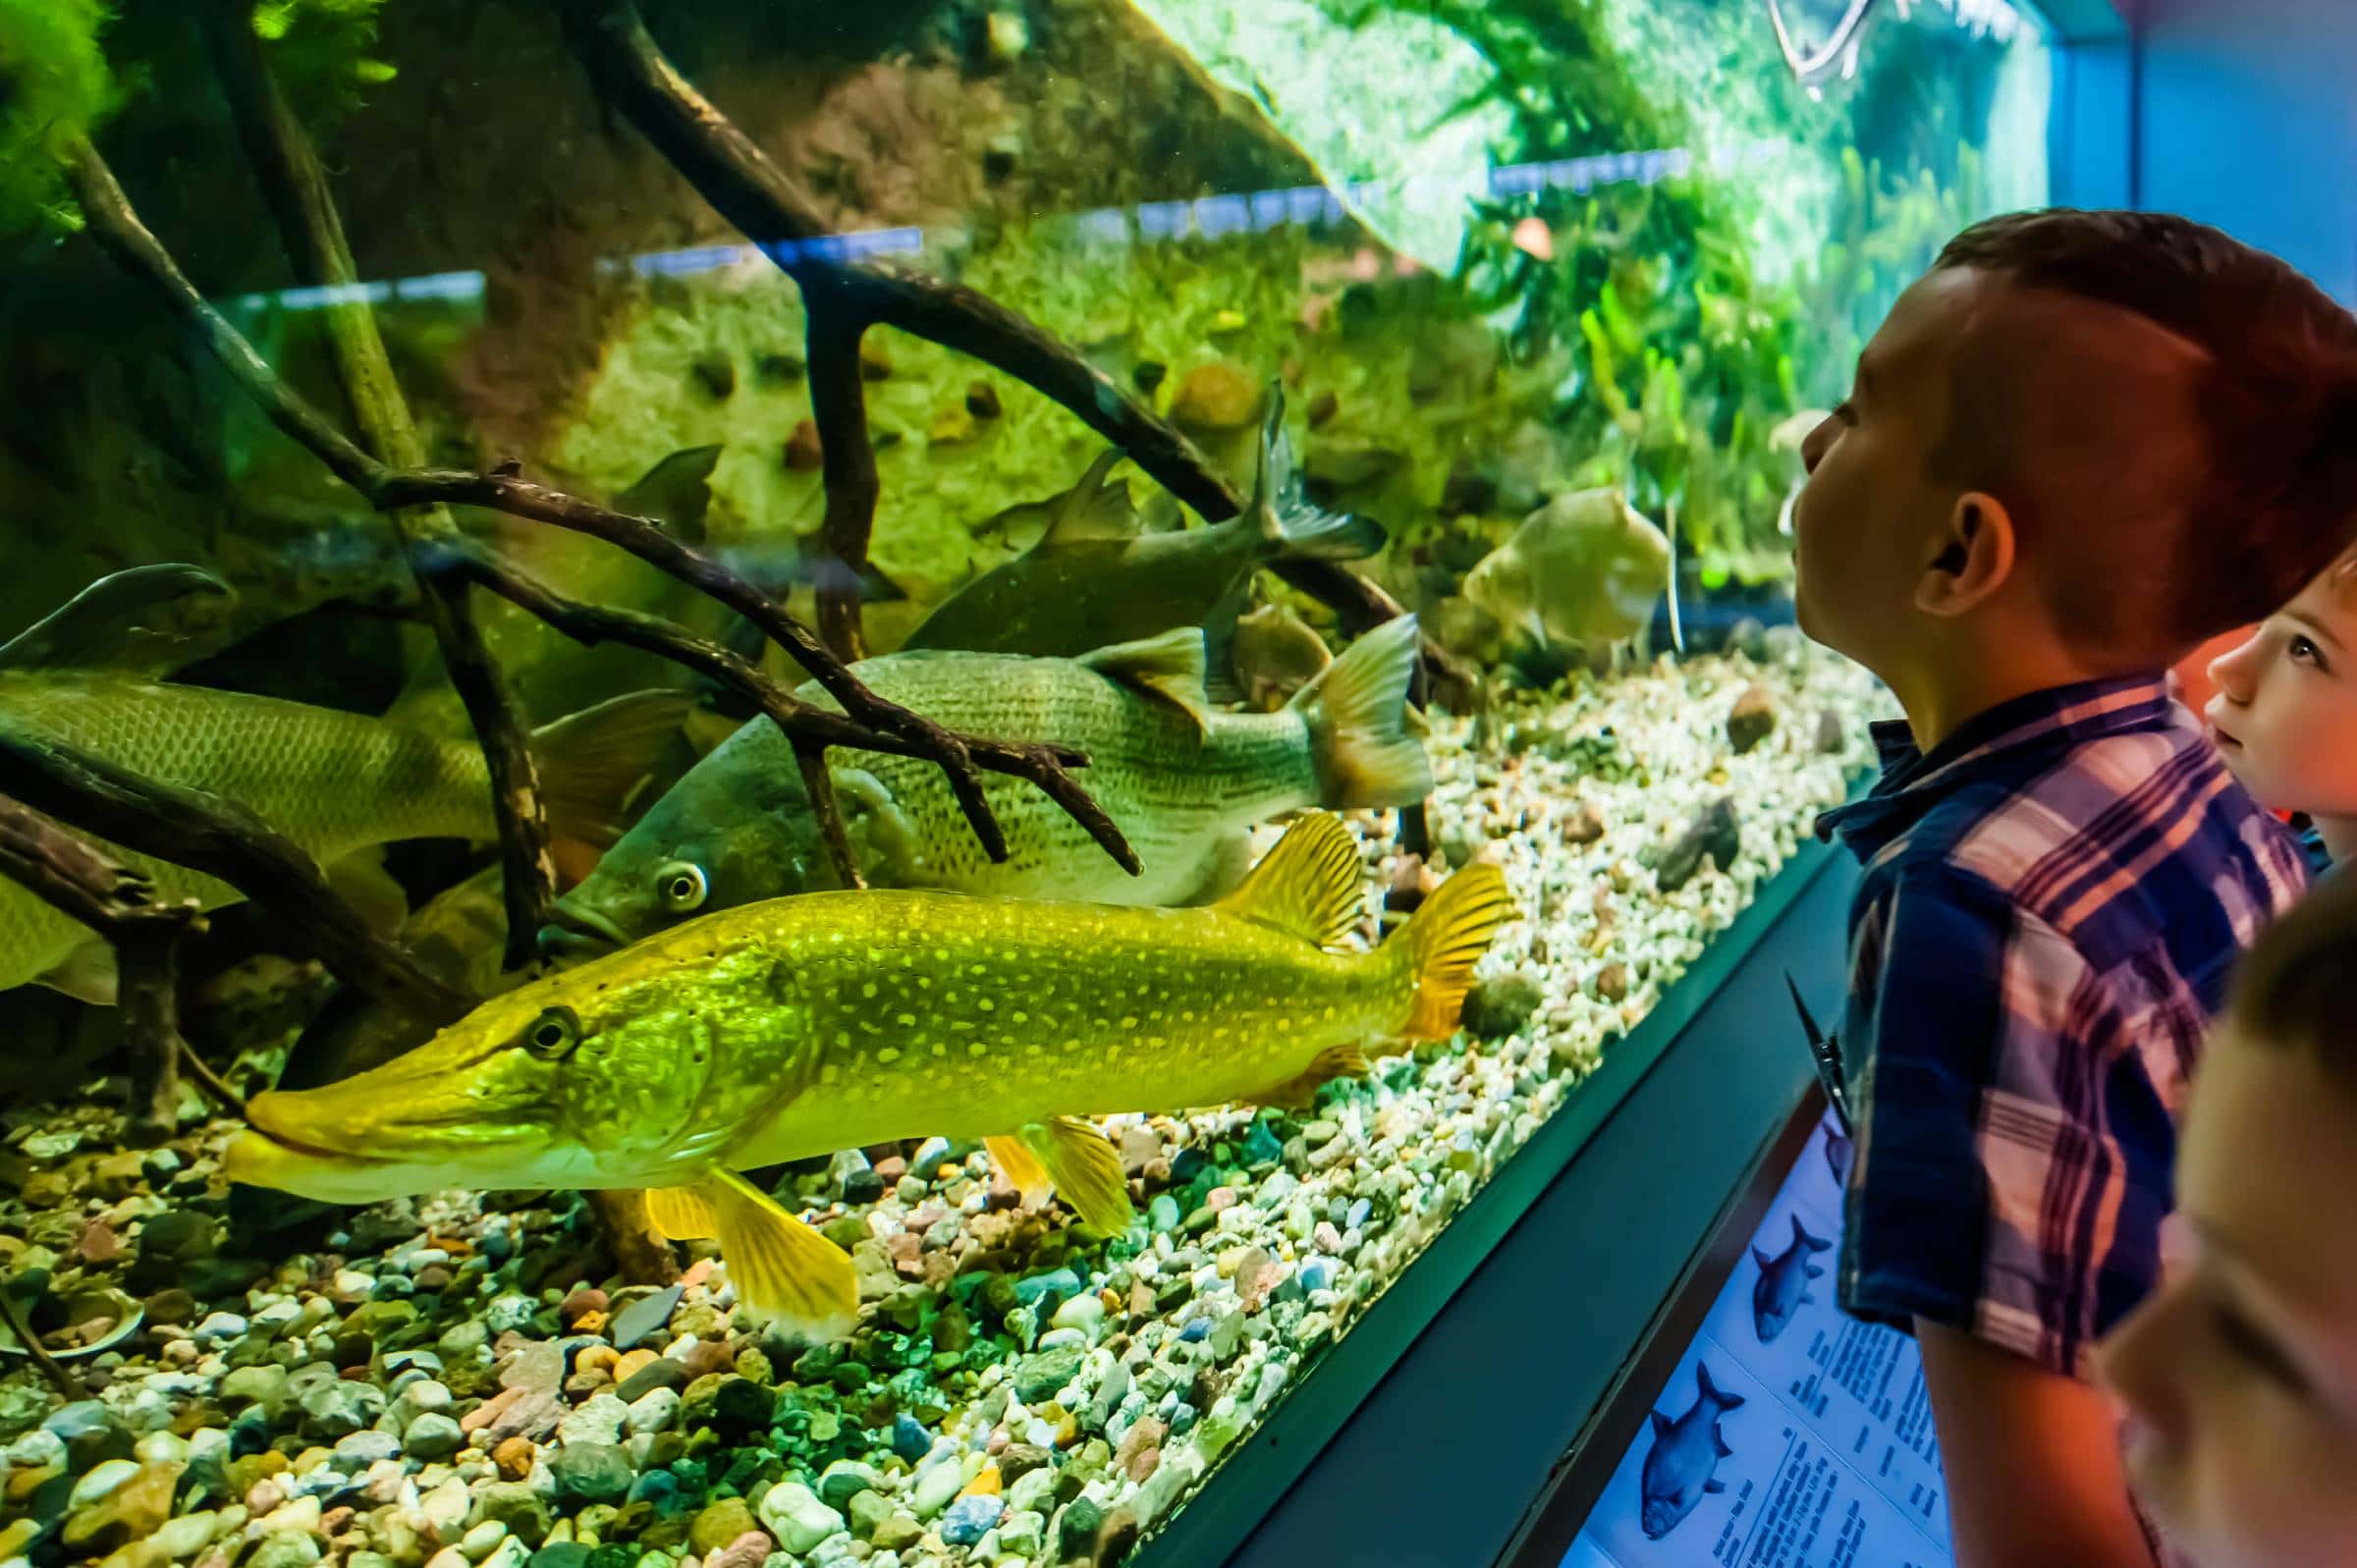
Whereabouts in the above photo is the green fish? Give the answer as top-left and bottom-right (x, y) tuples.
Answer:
(898, 387), (1385, 659)
(226, 814), (1515, 1334)
(1220, 599), (1335, 712)
(0, 672), (686, 1000)
(1461, 486), (1672, 651)
(543, 617), (1432, 957)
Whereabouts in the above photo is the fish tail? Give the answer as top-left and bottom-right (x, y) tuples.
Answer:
(531, 689), (694, 849)
(1261, 497), (1387, 563)
(1291, 616), (1432, 809)
(1391, 858), (1515, 1040)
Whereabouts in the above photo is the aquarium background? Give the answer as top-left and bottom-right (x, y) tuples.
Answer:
(0, 3), (2050, 1567)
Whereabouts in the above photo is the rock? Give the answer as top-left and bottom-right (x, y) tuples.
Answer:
(344, 1299), (421, 1342)
(1562, 800), (1607, 846)
(68, 1456), (141, 1508)
(890, 1416), (931, 1462)
(816, 1460), (882, 1511)
(1653, 797), (1741, 892)
(248, 1530), (324, 1568)
(217, 1364), (293, 1418)
(299, 1379), (385, 1439)
(333, 1431), (403, 1470)
(1726, 684), (1778, 753)
(1012, 1346), (1083, 1403)
(614, 1355), (689, 1403)
(755, 351), (805, 385)
(609, 1286), (683, 1352)
(1057, 1497), (1104, 1558)
(624, 1386), (680, 1436)
(965, 380), (1002, 419)
(756, 1482), (844, 1553)
(705, 1530), (772, 1568)
(461, 1519), (510, 1559)
(559, 1288), (608, 1328)
(702, 1377), (773, 1438)
(42, 1400), (133, 1471)
(548, 1444), (633, 1508)
(1460, 974), (1542, 1040)
(937, 1493), (1003, 1547)
(689, 1497), (759, 1555)
(784, 420), (824, 471)
(1595, 962), (1631, 1004)
(689, 353), (736, 400)
(871, 1512), (924, 1551)
(467, 1482), (553, 1546)
(1166, 362), (1262, 433)
(491, 1435), (536, 1481)
(1814, 708), (1846, 755)
(140, 1286), (197, 1326)
(556, 1393), (629, 1449)
(909, 1459), (964, 1520)
(1116, 1416), (1166, 1484)
(928, 406), (978, 445)
(404, 1413), (465, 1460)
(1727, 616), (1770, 659)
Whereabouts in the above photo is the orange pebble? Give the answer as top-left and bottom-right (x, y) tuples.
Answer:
(614, 1349), (659, 1383)
(576, 1345), (619, 1377)
(492, 1436), (535, 1482)
(960, 1463), (1003, 1498)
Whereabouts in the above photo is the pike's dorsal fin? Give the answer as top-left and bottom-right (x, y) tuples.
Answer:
(1037, 450), (1138, 549)
(1018, 1116), (1132, 1235)
(1215, 813), (1363, 952)
(704, 1168), (857, 1338)
(1255, 1042), (1371, 1109)
(1076, 626), (1211, 733)
(984, 1134), (1053, 1208)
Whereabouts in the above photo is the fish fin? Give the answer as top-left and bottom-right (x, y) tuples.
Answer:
(705, 1168), (858, 1337)
(1075, 626), (1211, 733)
(1663, 498), (1684, 658)
(1751, 1245), (1773, 1271)
(1696, 1362), (1744, 1410)
(1704, 1478), (1727, 1493)
(1247, 384), (1385, 562)
(1248, 382), (1294, 526)
(1291, 615), (1431, 809)
(1650, 1409), (1672, 1437)
(530, 689), (694, 849)
(1255, 1042), (1371, 1108)
(1038, 450), (1137, 548)
(1215, 813), (1364, 951)
(36, 943), (118, 1006)
(1801, 1291), (1817, 1303)
(1712, 1433), (1734, 1460)
(646, 1184), (722, 1241)
(614, 445), (723, 542)
(1795, 1217), (1832, 1252)
(1019, 1116), (1133, 1235)
(0, 562), (237, 676)
(800, 555), (907, 603)
(1394, 860), (1515, 1040)
(325, 847), (410, 934)
(1200, 587), (1249, 707)
(984, 1135), (1053, 1208)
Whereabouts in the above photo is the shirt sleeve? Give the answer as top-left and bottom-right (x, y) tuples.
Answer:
(1839, 861), (2141, 1378)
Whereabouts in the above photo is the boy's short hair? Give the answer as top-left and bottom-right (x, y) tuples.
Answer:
(1931, 209), (2357, 657)
(2230, 867), (2357, 1091)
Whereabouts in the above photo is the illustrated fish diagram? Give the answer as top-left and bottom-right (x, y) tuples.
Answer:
(1567, 1113), (1954, 1568)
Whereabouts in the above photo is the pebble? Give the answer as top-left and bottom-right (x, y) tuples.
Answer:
(548, 1442), (633, 1506)
(690, 1496), (759, 1554)
(937, 1493), (1005, 1547)
(609, 1285), (683, 1350)
(491, 1435), (536, 1481)
(757, 1481), (845, 1553)
(624, 1385), (680, 1435)
(404, 1413), (466, 1460)
(909, 1460), (965, 1520)
(705, 1529), (774, 1568)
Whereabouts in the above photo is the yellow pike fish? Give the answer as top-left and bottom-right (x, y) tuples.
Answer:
(225, 815), (1514, 1337)
(0, 672), (685, 1000)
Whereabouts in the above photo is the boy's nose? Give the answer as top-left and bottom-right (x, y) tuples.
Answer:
(2207, 631), (2263, 703)
(1799, 413), (1837, 473)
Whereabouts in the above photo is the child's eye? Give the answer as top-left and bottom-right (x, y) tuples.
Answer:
(2288, 633), (2330, 673)
(2209, 1298), (2313, 1394)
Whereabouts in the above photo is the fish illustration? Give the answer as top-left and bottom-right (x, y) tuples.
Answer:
(1460, 487), (1671, 653)
(1217, 598), (1334, 712)
(1639, 1361), (1745, 1539)
(1750, 1213), (1833, 1342)
(1825, 1125), (1855, 1189)
(898, 386), (1385, 659)
(0, 669), (686, 1000)
(543, 617), (1430, 958)
(226, 814), (1516, 1335)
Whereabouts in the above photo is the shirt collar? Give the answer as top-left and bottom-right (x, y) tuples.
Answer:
(1815, 674), (2178, 854)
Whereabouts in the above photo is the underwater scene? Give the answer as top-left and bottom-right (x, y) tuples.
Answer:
(0, 2), (2047, 1566)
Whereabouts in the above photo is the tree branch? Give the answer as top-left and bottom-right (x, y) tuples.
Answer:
(803, 302), (879, 664)
(0, 795), (204, 1145)
(204, 5), (559, 968)
(0, 734), (471, 1025)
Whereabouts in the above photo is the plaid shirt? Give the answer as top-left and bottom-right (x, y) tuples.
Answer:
(1814, 676), (2308, 1377)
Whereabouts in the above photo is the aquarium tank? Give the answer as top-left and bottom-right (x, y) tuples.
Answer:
(0, 1), (2050, 1565)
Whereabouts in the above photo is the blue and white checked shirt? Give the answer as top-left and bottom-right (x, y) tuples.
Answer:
(1814, 676), (2309, 1377)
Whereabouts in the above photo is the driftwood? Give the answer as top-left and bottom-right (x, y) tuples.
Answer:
(550, 0), (1474, 702)
(0, 793), (207, 1147)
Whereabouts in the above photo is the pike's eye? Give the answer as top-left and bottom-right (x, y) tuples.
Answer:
(656, 861), (707, 913)
(521, 1005), (580, 1060)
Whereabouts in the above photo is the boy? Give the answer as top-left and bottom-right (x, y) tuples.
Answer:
(2202, 543), (2357, 868)
(1795, 209), (2357, 1567)
(2099, 869), (2357, 1568)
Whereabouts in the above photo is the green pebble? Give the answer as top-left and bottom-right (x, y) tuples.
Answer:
(872, 1513), (923, 1551)
(847, 1487), (892, 1540)
(1012, 1346), (1084, 1404)
(687, 1497), (756, 1555)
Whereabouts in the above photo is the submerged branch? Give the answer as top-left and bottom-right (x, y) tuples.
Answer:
(206, 6), (559, 967)
(64, 135), (1125, 879)
(802, 304), (879, 665)
(0, 793), (204, 1144)
(429, 546), (1137, 885)
(0, 734), (471, 1025)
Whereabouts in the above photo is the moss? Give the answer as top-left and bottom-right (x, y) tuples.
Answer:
(0, 0), (116, 238)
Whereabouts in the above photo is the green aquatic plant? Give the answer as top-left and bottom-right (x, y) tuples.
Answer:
(0, 0), (116, 237)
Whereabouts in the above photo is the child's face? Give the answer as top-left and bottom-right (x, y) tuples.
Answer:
(1791, 268), (1978, 677)
(2205, 565), (2357, 820)
(2098, 1027), (2357, 1568)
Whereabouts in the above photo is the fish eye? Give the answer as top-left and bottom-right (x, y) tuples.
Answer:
(521, 1005), (581, 1060)
(655, 861), (708, 912)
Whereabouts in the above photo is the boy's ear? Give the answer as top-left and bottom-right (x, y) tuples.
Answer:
(1915, 492), (2015, 619)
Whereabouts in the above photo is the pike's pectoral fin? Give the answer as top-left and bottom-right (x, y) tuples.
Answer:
(37, 943), (119, 1006)
(984, 1135), (1053, 1208)
(647, 1183), (722, 1240)
(1255, 1043), (1372, 1109)
(1019, 1116), (1133, 1235)
(702, 1169), (857, 1339)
